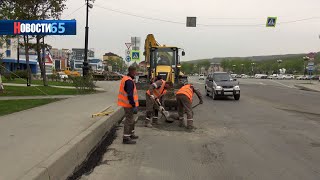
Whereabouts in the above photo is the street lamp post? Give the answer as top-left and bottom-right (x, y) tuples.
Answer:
(251, 63), (255, 75)
(66, 50), (72, 69)
(83, 0), (94, 77)
(241, 64), (244, 74)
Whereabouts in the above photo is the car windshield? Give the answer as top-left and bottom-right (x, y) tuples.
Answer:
(153, 48), (176, 66)
(213, 74), (232, 81)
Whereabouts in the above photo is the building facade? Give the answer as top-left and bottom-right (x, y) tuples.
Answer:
(71, 48), (94, 61)
(0, 37), (38, 74)
(103, 52), (121, 62)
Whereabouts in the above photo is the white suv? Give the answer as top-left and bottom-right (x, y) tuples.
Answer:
(283, 74), (294, 80)
(199, 74), (205, 80)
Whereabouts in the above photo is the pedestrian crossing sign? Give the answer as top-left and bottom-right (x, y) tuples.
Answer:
(266, 17), (277, 27)
(131, 50), (140, 61)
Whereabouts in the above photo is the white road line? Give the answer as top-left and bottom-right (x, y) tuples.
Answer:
(259, 82), (265, 85)
(270, 80), (293, 88)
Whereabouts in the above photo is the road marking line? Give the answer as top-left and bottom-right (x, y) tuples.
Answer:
(270, 80), (293, 88)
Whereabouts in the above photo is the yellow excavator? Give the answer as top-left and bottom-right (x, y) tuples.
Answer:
(64, 67), (80, 77)
(136, 34), (188, 109)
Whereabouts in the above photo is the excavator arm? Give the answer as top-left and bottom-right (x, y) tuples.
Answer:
(144, 34), (160, 65)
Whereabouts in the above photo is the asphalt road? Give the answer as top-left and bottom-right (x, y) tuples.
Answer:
(80, 77), (320, 180)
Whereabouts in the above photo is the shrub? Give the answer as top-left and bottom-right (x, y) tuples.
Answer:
(14, 70), (28, 79)
(70, 75), (96, 93)
(3, 73), (15, 81)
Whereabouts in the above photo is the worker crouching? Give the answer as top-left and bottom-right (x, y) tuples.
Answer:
(176, 83), (203, 129)
(145, 75), (168, 127)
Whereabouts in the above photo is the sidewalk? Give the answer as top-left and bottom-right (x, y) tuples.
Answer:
(294, 82), (320, 92)
(0, 81), (123, 180)
(3, 83), (105, 91)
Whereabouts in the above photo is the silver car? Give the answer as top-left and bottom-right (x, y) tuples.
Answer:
(205, 72), (240, 100)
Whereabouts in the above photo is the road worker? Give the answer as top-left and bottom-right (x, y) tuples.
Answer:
(118, 66), (139, 144)
(176, 83), (203, 129)
(145, 75), (168, 127)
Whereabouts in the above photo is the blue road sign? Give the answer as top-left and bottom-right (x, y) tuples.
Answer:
(126, 56), (131, 62)
(266, 17), (277, 27)
(308, 62), (314, 71)
(131, 50), (140, 61)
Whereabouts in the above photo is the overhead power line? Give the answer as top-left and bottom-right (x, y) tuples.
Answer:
(63, 4), (86, 19)
(95, 5), (185, 25)
(95, 4), (320, 27)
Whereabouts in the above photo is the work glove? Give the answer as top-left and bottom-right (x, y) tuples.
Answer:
(133, 107), (138, 114)
(199, 100), (203, 105)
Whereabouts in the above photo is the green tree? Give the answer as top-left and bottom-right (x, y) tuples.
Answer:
(181, 62), (195, 74)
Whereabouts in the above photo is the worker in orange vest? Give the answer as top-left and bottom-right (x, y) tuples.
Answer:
(176, 83), (203, 129)
(118, 66), (139, 144)
(145, 75), (168, 127)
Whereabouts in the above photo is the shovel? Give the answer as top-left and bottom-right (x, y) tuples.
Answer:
(192, 103), (201, 109)
(154, 98), (171, 122)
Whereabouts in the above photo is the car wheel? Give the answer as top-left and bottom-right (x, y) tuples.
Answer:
(205, 87), (209, 96)
(234, 94), (240, 101)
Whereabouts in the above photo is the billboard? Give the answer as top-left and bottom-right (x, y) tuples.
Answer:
(0, 20), (76, 35)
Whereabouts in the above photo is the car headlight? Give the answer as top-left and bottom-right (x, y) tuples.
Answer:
(216, 86), (222, 90)
(234, 85), (240, 90)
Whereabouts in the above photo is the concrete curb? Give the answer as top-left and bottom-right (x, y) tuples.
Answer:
(294, 85), (320, 92)
(21, 106), (124, 180)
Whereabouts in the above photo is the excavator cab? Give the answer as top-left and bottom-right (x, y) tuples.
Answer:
(149, 47), (179, 85)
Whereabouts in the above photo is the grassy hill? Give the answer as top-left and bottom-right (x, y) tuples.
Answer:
(185, 52), (319, 64)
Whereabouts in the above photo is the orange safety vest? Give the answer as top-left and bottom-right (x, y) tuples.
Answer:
(146, 79), (167, 98)
(176, 84), (194, 102)
(118, 76), (139, 108)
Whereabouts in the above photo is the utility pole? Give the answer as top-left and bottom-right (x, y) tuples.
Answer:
(83, 0), (94, 77)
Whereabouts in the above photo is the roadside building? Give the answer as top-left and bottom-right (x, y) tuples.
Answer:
(50, 48), (71, 71)
(0, 37), (37, 74)
(103, 52), (120, 62)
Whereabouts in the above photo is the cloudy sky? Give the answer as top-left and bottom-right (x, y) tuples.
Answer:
(46, 0), (320, 61)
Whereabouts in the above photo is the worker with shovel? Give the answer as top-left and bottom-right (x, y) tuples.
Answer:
(145, 75), (168, 127)
(176, 83), (203, 129)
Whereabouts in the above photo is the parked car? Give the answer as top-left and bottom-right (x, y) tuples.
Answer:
(276, 74), (285, 79)
(57, 72), (68, 79)
(283, 74), (294, 80)
(241, 74), (249, 79)
(311, 75), (319, 80)
(255, 74), (268, 79)
(199, 74), (205, 80)
(231, 74), (237, 78)
(205, 72), (240, 100)
(267, 74), (278, 79)
(296, 75), (309, 80)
